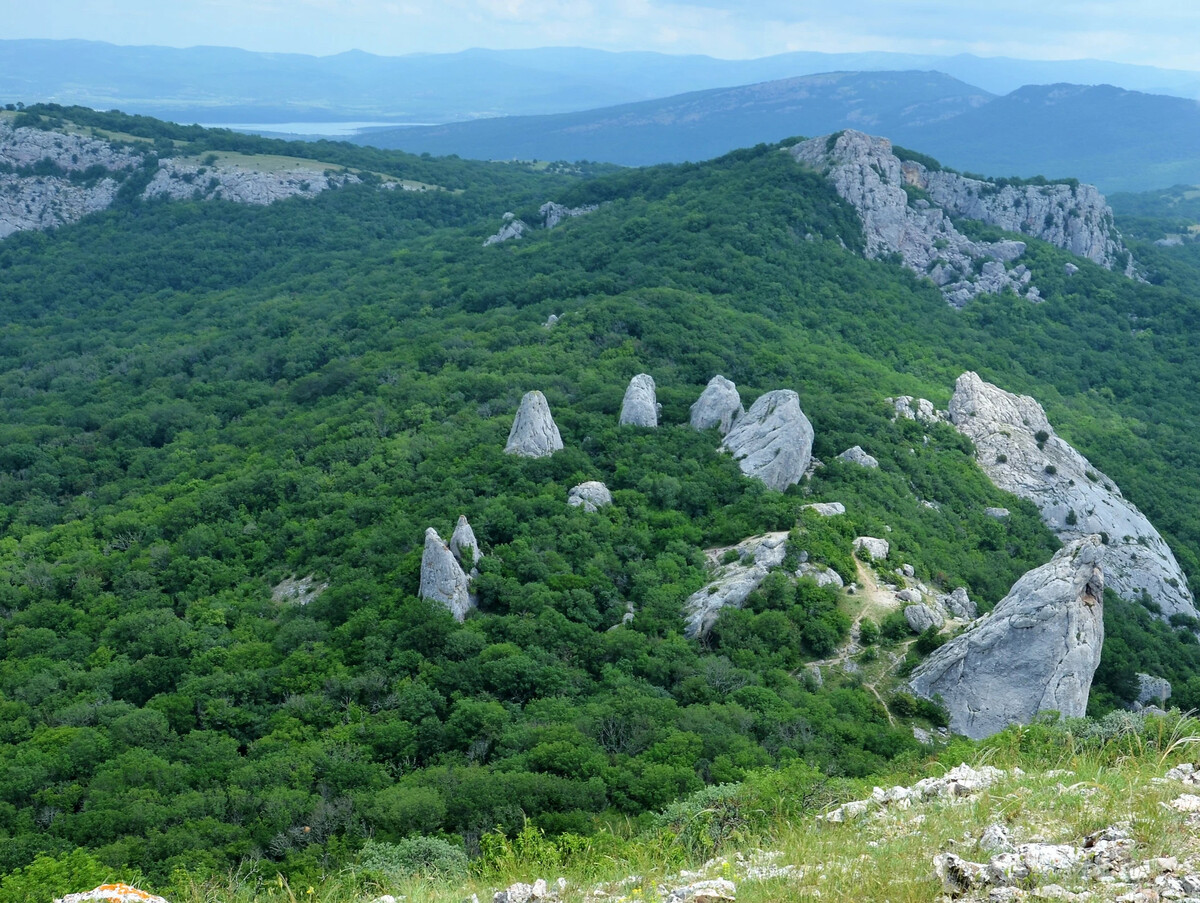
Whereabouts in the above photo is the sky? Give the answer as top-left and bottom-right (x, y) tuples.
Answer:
(7, 0), (1200, 71)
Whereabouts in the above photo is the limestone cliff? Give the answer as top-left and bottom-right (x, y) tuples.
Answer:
(949, 371), (1196, 620)
(910, 536), (1105, 739)
(720, 390), (814, 492)
(789, 130), (1131, 307)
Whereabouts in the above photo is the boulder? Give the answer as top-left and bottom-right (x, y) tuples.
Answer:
(483, 214), (527, 246)
(940, 587), (977, 620)
(418, 528), (474, 622)
(56, 885), (170, 903)
(1136, 673), (1172, 707)
(504, 390), (564, 458)
(905, 603), (944, 634)
(897, 588), (923, 604)
(568, 481), (613, 512)
(888, 395), (940, 423)
(689, 375), (744, 435)
(838, 445), (879, 468)
(449, 515), (481, 571)
(910, 536), (1105, 739)
(619, 373), (658, 427)
(854, 536), (890, 561)
(949, 371), (1196, 620)
(985, 506), (1011, 519)
(720, 390), (813, 491)
(802, 502), (846, 517)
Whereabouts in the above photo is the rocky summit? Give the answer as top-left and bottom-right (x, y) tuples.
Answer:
(619, 373), (659, 427)
(719, 390), (813, 491)
(789, 130), (1131, 306)
(689, 375), (745, 435)
(910, 536), (1106, 739)
(949, 371), (1196, 620)
(504, 390), (564, 458)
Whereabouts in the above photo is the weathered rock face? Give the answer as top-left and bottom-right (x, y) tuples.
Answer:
(789, 130), (1132, 306)
(418, 528), (474, 622)
(449, 515), (482, 571)
(540, 200), (598, 230)
(837, 446), (879, 468)
(619, 373), (659, 427)
(1136, 673), (1172, 707)
(949, 371), (1196, 620)
(689, 375), (744, 435)
(910, 536), (1106, 739)
(567, 481), (613, 512)
(888, 395), (941, 423)
(144, 158), (359, 205)
(504, 391), (564, 458)
(802, 501), (846, 517)
(720, 390), (813, 491)
(940, 586), (977, 620)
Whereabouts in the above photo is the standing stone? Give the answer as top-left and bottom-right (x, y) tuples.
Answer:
(619, 374), (658, 427)
(720, 390), (814, 491)
(504, 391), (564, 458)
(689, 375), (744, 435)
(838, 446), (880, 468)
(450, 515), (481, 571)
(910, 536), (1105, 739)
(567, 481), (613, 512)
(419, 528), (474, 622)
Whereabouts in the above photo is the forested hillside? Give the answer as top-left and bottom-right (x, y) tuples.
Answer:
(1, 112), (1200, 893)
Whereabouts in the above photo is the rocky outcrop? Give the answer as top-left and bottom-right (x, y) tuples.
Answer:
(1136, 673), (1172, 707)
(984, 506), (1010, 519)
(540, 201), (598, 230)
(940, 586), (977, 620)
(720, 390), (813, 491)
(567, 481), (613, 512)
(418, 527), (474, 622)
(887, 396), (941, 423)
(619, 373), (659, 427)
(802, 502), (846, 517)
(949, 371), (1196, 619)
(483, 213), (528, 246)
(685, 532), (790, 638)
(837, 446), (879, 468)
(0, 118), (369, 239)
(789, 130), (1131, 306)
(689, 375), (744, 435)
(449, 515), (481, 572)
(271, 574), (329, 607)
(910, 536), (1105, 739)
(504, 391), (564, 458)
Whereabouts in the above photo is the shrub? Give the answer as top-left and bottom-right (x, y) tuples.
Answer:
(357, 837), (469, 882)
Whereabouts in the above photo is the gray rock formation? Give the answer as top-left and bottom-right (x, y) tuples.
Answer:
(887, 396), (941, 423)
(838, 446), (879, 468)
(483, 213), (528, 246)
(540, 200), (598, 230)
(542, 314), (559, 328)
(1136, 673), (1172, 707)
(789, 130), (1132, 306)
(905, 603), (945, 634)
(802, 502), (846, 517)
(619, 373), (659, 427)
(568, 481), (613, 512)
(854, 536), (890, 560)
(689, 375), (744, 435)
(684, 532), (790, 638)
(504, 391), (564, 458)
(910, 536), (1106, 739)
(985, 507), (1011, 519)
(0, 118), (365, 239)
(940, 587), (977, 620)
(949, 371), (1196, 619)
(449, 515), (482, 571)
(797, 562), (845, 588)
(720, 390), (813, 491)
(418, 528), (474, 622)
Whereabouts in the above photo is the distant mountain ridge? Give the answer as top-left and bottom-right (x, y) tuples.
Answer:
(2, 38), (1200, 125)
(359, 75), (1200, 193)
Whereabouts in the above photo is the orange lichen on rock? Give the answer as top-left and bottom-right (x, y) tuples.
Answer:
(55, 883), (170, 903)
